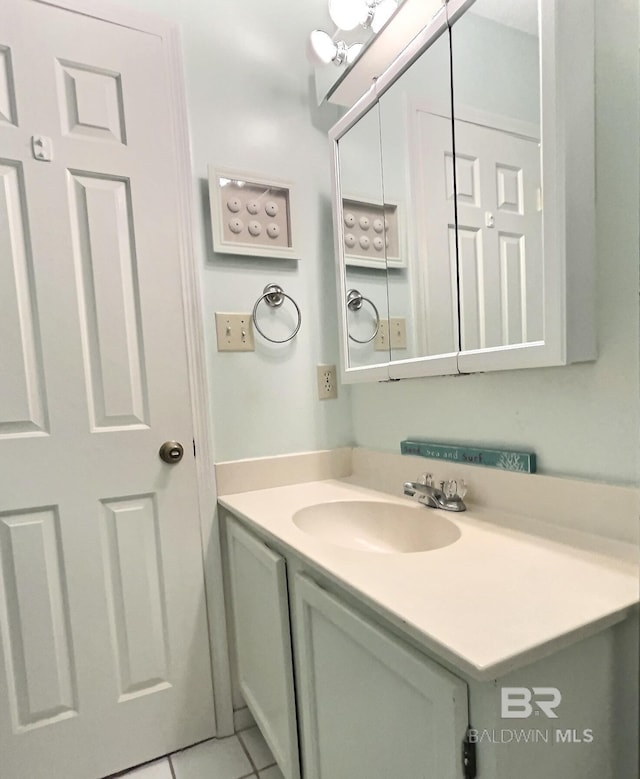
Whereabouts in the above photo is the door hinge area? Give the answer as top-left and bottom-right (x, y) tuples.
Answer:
(192, 439), (196, 458)
(462, 728), (477, 779)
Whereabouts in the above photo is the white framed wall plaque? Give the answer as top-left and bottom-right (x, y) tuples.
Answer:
(209, 166), (301, 260)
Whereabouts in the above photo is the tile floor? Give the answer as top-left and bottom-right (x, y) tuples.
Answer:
(112, 727), (283, 779)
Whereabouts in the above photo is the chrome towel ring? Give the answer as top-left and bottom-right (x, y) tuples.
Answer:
(252, 283), (302, 344)
(346, 289), (380, 344)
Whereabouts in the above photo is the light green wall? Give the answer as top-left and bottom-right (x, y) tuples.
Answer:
(120, 0), (353, 461)
(350, 1), (640, 485)
(118, 0), (637, 484)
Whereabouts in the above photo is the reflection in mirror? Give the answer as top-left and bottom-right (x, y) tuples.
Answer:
(378, 28), (458, 369)
(451, 0), (542, 352)
(337, 103), (390, 368)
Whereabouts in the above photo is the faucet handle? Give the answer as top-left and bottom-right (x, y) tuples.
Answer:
(444, 480), (456, 499)
(419, 472), (434, 487)
(443, 479), (467, 500)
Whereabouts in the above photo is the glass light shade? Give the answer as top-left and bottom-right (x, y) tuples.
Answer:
(328, 0), (368, 31)
(307, 29), (337, 65)
(346, 42), (364, 64)
(371, 0), (398, 32)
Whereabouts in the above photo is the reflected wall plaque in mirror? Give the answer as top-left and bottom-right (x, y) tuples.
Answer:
(329, 0), (596, 383)
(342, 197), (402, 269)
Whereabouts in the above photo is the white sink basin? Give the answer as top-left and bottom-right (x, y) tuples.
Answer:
(292, 500), (461, 554)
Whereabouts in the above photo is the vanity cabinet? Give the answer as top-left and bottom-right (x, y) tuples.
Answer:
(292, 573), (468, 779)
(225, 518), (300, 779)
(221, 509), (630, 779)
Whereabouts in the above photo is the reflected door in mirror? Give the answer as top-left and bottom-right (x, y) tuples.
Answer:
(451, 0), (543, 355)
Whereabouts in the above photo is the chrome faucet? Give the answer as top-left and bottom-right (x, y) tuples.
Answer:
(403, 473), (467, 512)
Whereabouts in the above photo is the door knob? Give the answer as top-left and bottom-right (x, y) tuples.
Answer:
(159, 441), (184, 464)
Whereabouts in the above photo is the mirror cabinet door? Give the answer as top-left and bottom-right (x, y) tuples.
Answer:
(331, 0), (593, 382)
(450, 0), (543, 366)
(336, 102), (391, 374)
(378, 28), (459, 378)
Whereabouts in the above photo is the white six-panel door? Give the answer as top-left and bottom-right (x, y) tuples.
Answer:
(0, 2), (215, 777)
(415, 109), (542, 358)
(452, 119), (542, 352)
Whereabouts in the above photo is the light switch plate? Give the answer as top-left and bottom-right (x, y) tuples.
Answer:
(390, 317), (407, 349)
(374, 319), (389, 351)
(215, 313), (255, 351)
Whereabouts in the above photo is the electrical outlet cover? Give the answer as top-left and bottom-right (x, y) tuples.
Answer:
(317, 364), (338, 400)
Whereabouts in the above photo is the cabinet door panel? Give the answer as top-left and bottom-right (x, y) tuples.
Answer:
(226, 519), (300, 779)
(293, 574), (468, 779)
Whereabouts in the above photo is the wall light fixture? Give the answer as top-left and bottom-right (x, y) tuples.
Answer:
(307, 0), (398, 68)
(307, 30), (364, 66)
(328, 0), (398, 33)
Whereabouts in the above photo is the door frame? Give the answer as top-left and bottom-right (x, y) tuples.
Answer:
(31, 0), (234, 736)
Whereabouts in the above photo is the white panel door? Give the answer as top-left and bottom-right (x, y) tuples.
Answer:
(417, 111), (542, 356)
(293, 575), (468, 779)
(452, 119), (543, 352)
(226, 518), (300, 779)
(0, 2), (215, 778)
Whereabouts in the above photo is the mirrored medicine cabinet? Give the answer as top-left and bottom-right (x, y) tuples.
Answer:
(329, 0), (596, 383)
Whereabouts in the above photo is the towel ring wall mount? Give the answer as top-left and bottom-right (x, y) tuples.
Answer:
(346, 288), (380, 344)
(252, 283), (302, 344)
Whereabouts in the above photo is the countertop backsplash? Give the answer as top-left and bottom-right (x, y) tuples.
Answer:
(215, 446), (639, 547)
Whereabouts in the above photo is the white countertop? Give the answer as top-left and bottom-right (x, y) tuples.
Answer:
(219, 479), (639, 680)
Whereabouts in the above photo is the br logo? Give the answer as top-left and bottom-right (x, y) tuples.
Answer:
(501, 687), (562, 719)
